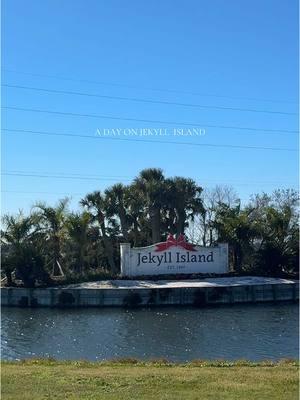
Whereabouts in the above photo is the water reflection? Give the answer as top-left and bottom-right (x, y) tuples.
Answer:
(1, 304), (298, 361)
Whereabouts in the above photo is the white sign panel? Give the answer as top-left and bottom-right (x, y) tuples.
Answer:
(120, 235), (229, 277)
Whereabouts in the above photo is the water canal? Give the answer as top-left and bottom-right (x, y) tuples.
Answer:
(1, 303), (298, 362)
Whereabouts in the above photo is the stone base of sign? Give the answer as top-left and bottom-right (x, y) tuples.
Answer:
(1, 277), (298, 308)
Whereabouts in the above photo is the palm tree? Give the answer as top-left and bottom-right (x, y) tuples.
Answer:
(253, 194), (299, 275)
(1, 211), (49, 287)
(33, 198), (69, 276)
(66, 211), (91, 273)
(126, 184), (146, 246)
(165, 177), (204, 237)
(133, 168), (166, 243)
(1, 212), (33, 285)
(213, 203), (257, 271)
(1, 212), (34, 248)
(104, 183), (130, 241)
(80, 191), (117, 273)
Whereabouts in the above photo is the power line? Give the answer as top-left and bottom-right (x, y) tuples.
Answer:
(3, 106), (298, 135)
(3, 128), (298, 152)
(1, 172), (132, 182)
(4, 169), (131, 179)
(0, 190), (256, 202)
(3, 83), (297, 116)
(2, 68), (298, 105)
(2, 171), (297, 186)
(3, 169), (297, 184)
(1, 190), (84, 196)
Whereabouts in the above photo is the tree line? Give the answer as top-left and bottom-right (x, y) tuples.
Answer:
(1, 168), (299, 287)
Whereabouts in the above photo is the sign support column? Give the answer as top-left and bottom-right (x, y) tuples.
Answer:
(120, 243), (131, 277)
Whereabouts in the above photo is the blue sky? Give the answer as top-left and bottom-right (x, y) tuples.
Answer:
(1, 0), (299, 214)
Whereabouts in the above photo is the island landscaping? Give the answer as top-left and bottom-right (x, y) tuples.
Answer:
(1, 169), (298, 288)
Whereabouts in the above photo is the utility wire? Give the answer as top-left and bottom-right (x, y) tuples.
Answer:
(0, 190), (271, 202)
(2, 170), (297, 186)
(1, 178), (296, 187)
(1, 172), (132, 182)
(3, 84), (297, 116)
(2, 68), (298, 105)
(4, 169), (131, 179)
(3, 128), (298, 152)
(3, 107), (298, 134)
(1, 190), (85, 196)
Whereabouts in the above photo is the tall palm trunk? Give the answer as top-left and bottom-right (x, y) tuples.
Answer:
(119, 207), (129, 241)
(52, 235), (61, 276)
(201, 213), (207, 246)
(133, 219), (139, 246)
(150, 207), (161, 243)
(99, 221), (117, 274)
(176, 210), (186, 236)
(209, 228), (213, 246)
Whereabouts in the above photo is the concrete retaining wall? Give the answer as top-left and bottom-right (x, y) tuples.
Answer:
(1, 281), (298, 308)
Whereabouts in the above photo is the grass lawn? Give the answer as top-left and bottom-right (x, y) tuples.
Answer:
(1, 359), (299, 400)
